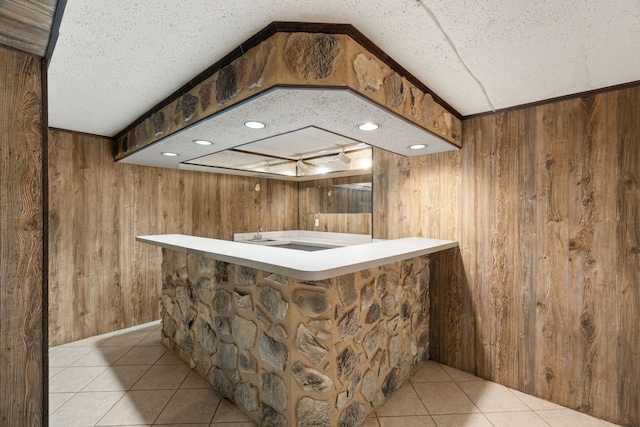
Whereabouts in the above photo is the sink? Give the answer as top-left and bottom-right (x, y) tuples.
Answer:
(267, 242), (339, 251)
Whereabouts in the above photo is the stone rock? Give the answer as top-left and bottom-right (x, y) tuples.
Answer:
(256, 308), (272, 329)
(215, 261), (229, 285)
(317, 331), (332, 341)
(385, 271), (401, 294)
(214, 317), (231, 336)
(216, 63), (240, 105)
(337, 370), (362, 408)
(259, 333), (289, 372)
(175, 286), (188, 315)
(162, 314), (176, 338)
(198, 80), (212, 112)
(239, 349), (257, 373)
(162, 294), (174, 317)
(297, 397), (330, 427)
(246, 43), (273, 87)
(337, 308), (359, 341)
(197, 304), (212, 325)
(212, 289), (232, 315)
(272, 325), (288, 339)
(337, 347), (357, 385)
(261, 404), (287, 427)
(337, 274), (358, 307)
(389, 334), (401, 368)
(218, 342), (238, 371)
(377, 274), (388, 296)
(412, 311), (426, 332)
(186, 282), (198, 305)
(296, 324), (328, 364)
(261, 371), (287, 412)
(353, 53), (385, 92)
(209, 367), (233, 399)
(283, 33), (340, 80)
(292, 362), (333, 393)
(365, 302), (381, 324)
(361, 370), (384, 407)
(360, 280), (375, 311)
(192, 342), (212, 377)
(234, 381), (259, 412)
(308, 319), (332, 331)
(402, 302), (411, 320)
(362, 327), (381, 359)
(382, 295), (396, 317)
(338, 403), (366, 427)
(232, 315), (257, 348)
(382, 368), (398, 397)
(198, 320), (216, 355)
(234, 292), (253, 311)
(185, 308), (197, 330)
(181, 333), (194, 357)
(196, 277), (214, 302)
(151, 111), (165, 136)
(387, 316), (401, 334)
(176, 92), (198, 122)
(293, 290), (331, 318)
(175, 322), (187, 345)
(265, 273), (288, 286)
(234, 265), (256, 287)
(258, 285), (289, 320)
(410, 87), (424, 119)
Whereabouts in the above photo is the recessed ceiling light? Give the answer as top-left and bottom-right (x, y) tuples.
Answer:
(193, 139), (213, 145)
(244, 121), (266, 129)
(162, 152), (179, 157)
(358, 122), (379, 131)
(409, 144), (427, 150)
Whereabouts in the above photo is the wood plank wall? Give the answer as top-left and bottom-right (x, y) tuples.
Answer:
(373, 86), (640, 426)
(0, 0), (59, 56)
(0, 45), (46, 426)
(48, 129), (299, 345)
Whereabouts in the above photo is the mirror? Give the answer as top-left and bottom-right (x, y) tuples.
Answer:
(298, 174), (372, 235)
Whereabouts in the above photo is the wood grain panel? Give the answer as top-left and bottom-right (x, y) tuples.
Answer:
(373, 86), (640, 425)
(0, 45), (45, 427)
(48, 130), (299, 345)
(0, 0), (58, 56)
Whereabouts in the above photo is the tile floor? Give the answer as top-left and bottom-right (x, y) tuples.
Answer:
(49, 321), (620, 427)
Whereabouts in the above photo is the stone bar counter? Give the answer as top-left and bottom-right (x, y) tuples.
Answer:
(137, 233), (457, 426)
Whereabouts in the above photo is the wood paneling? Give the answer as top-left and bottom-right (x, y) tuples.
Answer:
(0, 0), (58, 56)
(0, 45), (46, 427)
(48, 130), (299, 345)
(373, 86), (640, 425)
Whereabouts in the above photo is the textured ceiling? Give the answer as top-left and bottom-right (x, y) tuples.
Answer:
(48, 0), (640, 137)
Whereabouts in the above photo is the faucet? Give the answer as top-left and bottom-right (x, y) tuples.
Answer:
(254, 227), (263, 241)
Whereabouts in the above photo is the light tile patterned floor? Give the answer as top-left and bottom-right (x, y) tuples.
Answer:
(49, 321), (620, 427)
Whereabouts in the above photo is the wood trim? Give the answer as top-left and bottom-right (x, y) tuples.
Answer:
(40, 56), (50, 425)
(45, 0), (68, 62)
(115, 21), (462, 139)
(464, 79), (640, 120)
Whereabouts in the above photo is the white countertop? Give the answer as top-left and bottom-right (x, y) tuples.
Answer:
(136, 233), (458, 281)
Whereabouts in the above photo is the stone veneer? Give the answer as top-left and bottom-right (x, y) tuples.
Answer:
(160, 248), (430, 426)
(116, 25), (461, 160)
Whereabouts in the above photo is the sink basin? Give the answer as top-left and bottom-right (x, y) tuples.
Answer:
(267, 242), (339, 251)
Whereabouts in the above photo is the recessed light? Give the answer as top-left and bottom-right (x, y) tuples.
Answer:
(244, 121), (266, 129)
(358, 122), (379, 131)
(162, 152), (179, 157)
(409, 144), (427, 150)
(193, 139), (213, 145)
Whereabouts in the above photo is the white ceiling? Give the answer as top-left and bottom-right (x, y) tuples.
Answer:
(48, 0), (640, 138)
